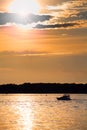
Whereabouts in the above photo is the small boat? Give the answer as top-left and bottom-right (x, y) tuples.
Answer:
(57, 94), (71, 101)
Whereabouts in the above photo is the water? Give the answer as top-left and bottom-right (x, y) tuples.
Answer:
(0, 94), (87, 130)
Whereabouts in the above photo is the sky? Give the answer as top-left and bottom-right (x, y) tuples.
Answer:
(0, 0), (87, 84)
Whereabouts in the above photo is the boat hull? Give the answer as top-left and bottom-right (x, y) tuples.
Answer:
(57, 95), (71, 100)
(57, 97), (71, 100)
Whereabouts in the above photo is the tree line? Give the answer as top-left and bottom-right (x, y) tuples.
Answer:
(0, 83), (87, 93)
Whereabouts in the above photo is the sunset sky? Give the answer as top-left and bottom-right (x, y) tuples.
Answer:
(0, 0), (87, 84)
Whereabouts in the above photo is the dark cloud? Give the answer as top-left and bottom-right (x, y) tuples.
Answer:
(77, 11), (87, 20)
(34, 23), (79, 29)
(0, 12), (52, 25)
(61, 11), (87, 22)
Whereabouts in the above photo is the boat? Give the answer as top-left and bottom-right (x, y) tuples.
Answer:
(57, 94), (71, 101)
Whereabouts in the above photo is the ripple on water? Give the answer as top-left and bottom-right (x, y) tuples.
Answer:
(0, 94), (87, 130)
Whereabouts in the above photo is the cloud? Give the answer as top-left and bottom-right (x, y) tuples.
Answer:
(0, 50), (71, 56)
(39, 0), (71, 6)
(34, 23), (79, 29)
(0, 0), (86, 30)
(77, 11), (87, 20)
(0, 13), (52, 25)
(46, 0), (87, 27)
(0, 51), (49, 56)
(60, 11), (87, 23)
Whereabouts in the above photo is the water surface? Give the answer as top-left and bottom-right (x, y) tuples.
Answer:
(0, 94), (87, 130)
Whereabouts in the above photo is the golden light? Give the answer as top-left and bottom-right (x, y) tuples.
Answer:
(8, 0), (40, 16)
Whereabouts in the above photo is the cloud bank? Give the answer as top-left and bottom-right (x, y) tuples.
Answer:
(34, 23), (79, 29)
(0, 0), (87, 29)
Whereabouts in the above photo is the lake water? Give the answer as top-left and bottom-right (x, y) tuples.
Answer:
(0, 94), (87, 130)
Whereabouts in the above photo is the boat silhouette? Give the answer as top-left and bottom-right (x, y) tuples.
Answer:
(57, 94), (71, 101)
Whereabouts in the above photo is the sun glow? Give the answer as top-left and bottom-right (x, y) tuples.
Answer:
(8, 0), (40, 16)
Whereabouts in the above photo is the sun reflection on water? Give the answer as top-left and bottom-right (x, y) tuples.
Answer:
(11, 95), (34, 130)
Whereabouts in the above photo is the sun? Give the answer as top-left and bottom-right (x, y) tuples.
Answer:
(8, 0), (40, 16)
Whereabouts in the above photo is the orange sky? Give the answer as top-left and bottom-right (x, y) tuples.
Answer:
(0, 0), (87, 84)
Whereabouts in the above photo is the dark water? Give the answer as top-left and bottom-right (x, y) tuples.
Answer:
(0, 94), (87, 130)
